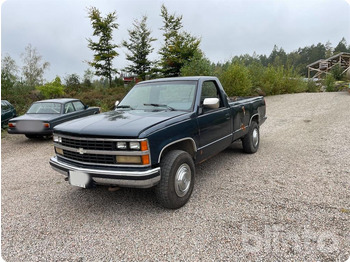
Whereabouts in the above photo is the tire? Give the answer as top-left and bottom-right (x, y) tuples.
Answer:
(242, 121), (260, 154)
(155, 150), (195, 209)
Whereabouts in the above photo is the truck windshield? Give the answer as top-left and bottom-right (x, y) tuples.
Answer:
(118, 81), (197, 111)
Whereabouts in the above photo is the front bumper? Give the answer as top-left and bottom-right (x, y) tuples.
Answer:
(49, 156), (161, 188)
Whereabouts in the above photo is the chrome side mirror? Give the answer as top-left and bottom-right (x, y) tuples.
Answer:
(203, 98), (220, 109)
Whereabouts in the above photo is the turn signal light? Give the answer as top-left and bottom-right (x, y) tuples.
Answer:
(8, 123), (16, 128)
(140, 140), (148, 151)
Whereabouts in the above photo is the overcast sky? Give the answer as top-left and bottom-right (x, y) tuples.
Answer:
(1, 0), (350, 81)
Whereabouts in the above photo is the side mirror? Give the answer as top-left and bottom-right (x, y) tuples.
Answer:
(115, 101), (120, 107)
(84, 105), (89, 109)
(203, 98), (220, 109)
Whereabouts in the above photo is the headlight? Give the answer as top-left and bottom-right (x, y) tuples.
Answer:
(53, 135), (62, 143)
(129, 142), (140, 150)
(116, 142), (127, 149)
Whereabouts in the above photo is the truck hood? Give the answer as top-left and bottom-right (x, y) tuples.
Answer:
(54, 110), (187, 137)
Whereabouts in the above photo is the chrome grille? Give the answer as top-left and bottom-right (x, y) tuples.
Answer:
(61, 137), (114, 151)
(63, 150), (115, 164)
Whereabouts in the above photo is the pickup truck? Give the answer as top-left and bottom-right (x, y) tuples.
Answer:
(49, 76), (266, 209)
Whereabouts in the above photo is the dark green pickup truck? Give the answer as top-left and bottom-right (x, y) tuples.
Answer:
(50, 76), (267, 209)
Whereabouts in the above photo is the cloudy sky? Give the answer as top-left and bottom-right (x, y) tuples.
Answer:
(1, 0), (350, 81)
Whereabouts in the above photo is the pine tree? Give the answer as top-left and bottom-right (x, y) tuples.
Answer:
(122, 16), (156, 80)
(87, 7), (119, 88)
(159, 5), (201, 77)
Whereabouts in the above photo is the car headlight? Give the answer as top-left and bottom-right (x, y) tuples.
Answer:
(129, 141), (140, 150)
(53, 135), (62, 143)
(115, 139), (150, 165)
(116, 141), (127, 149)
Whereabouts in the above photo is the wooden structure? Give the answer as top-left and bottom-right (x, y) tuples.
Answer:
(307, 52), (350, 79)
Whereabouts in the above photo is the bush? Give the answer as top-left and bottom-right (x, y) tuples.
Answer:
(219, 63), (252, 96)
(330, 64), (344, 81)
(36, 77), (65, 99)
(324, 74), (336, 92)
(306, 80), (319, 92)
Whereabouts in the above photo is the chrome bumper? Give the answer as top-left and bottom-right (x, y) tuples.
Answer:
(49, 156), (161, 188)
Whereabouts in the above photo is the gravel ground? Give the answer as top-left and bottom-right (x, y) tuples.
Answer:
(1, 92), (350, 261)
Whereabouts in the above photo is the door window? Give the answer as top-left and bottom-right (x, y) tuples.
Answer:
(73, 101), (85, 111)
(64, 102), (75, 114)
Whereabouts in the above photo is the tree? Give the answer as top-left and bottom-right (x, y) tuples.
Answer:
(220, 63), (252, 97)
(122, 16), (156, 80)
(159, 5), (201, 77)
(334, 37), (349, 54)
(1, 54), (19, 97)
(65, 73), (81, 94)
(87, 7), (119, 88)
(180, 51), (214, 76)
(36, 76), (65, 99)
(21, 44), (50, 88)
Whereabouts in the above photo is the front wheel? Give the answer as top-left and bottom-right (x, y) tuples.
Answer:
(155, 150), (195, 209)
(242, 121), (260, 154)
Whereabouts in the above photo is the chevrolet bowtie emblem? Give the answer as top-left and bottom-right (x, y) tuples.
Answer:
(77, 148), (86, 154)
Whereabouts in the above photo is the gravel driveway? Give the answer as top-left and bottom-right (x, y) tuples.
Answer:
(1, 92), (350, 261)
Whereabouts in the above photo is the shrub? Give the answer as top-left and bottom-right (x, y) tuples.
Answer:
(324, 74), (336, 92)
(36, 77), (65, 99)
(219, 63), (252, 96)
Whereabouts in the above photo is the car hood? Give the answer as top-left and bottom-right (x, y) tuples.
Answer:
(10, 114), (59, 121)
(54, 110), (188, 137)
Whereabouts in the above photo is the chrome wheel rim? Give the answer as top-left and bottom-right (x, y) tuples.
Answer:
(175, 163), (191, 197)
(252, 128), (259, 147)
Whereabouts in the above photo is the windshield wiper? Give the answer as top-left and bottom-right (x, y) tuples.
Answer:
(116, 105), (134, 109)
(143, 103), (176, 111)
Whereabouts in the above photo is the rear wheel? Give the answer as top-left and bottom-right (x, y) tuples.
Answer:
(242, 121), (260, 153)
(155, 150), (195, 209)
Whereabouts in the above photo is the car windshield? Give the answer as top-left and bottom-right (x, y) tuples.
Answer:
(118, 81), (197, 111)
(27, 102), (62, 114)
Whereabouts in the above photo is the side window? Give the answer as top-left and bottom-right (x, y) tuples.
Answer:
(200, 81), (224, 109)
(64, 102), (75, 114)
(73, 101), (85, 111)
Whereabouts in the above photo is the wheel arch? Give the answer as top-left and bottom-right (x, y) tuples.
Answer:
(158, 138), (197, 163)
(249, 113), (259, 127)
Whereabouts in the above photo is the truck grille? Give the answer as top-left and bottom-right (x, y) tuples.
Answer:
(62, 150), (115, 164)
(54, 134), (150, 167)
(62, 137), (114, 151)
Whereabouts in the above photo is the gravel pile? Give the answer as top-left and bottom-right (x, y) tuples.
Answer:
(1, 92), (350, 261)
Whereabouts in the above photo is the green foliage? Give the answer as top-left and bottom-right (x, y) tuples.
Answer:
(21, 44), (50, 88)
(219, 63), (252, 97)
(324, 74), (336, 92)
(74, 86), (128, 112)
(122, 16), (156, 80)
(334, 37), (350, 54)
(36, 77), (65, 99)
(64, 73), (81, 94)
(1, 54), (19, 98)
(180, 51), (214, 76)
(330, 64), (344, 81)
(306, 80), (319, 93)
(87, 7), (119, 88)
(159, 5), (201, 77)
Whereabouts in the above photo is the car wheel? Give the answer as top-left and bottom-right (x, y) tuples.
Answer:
(242, 121), (260, 154)
(155, 150), (195, 209)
